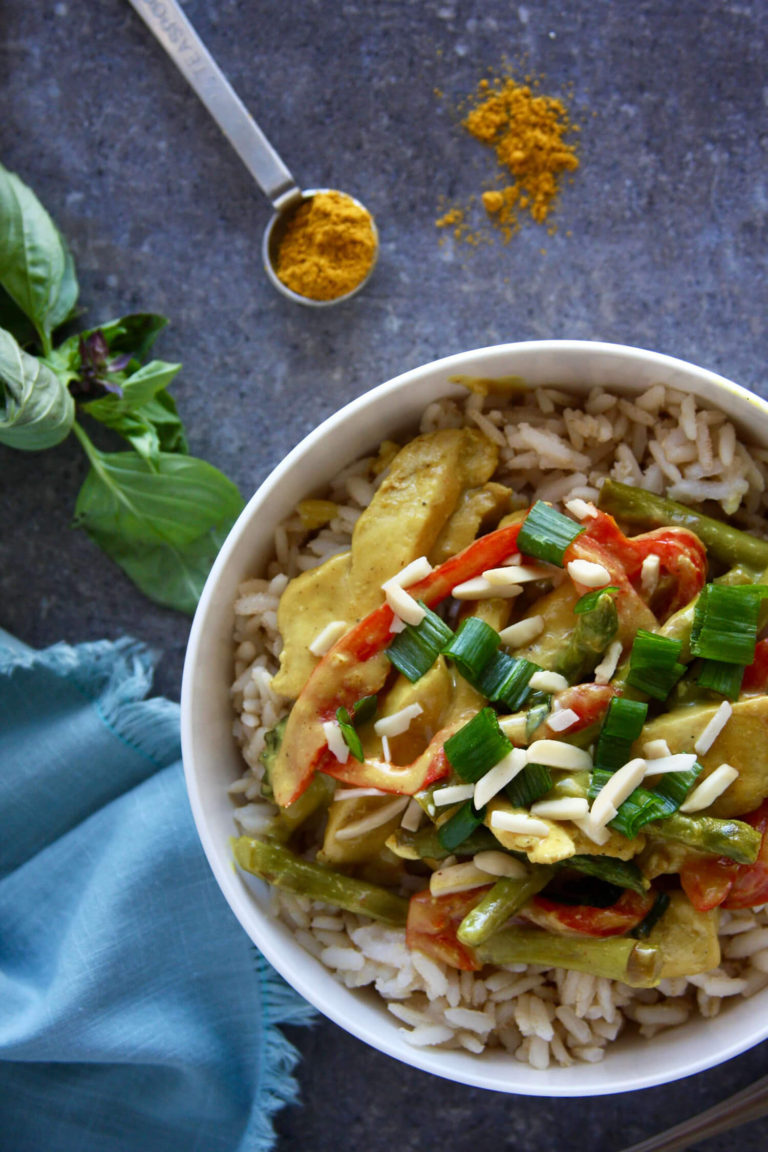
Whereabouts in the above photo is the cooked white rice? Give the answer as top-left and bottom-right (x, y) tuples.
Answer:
(230, 382), (768, 1066)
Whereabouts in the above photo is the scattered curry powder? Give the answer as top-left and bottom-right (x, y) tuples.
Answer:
(437, 73), (579, 244)
(274, 190), (377, 301)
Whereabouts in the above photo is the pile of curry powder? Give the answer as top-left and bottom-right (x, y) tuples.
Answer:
(437, 72), (580, 245)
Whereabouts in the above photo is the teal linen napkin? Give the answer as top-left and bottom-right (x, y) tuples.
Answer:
(0, 632), (314, 1152)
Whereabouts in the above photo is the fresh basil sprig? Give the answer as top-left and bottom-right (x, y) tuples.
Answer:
(72, 425), (244, 615)
(0, 326), (74, 449)
(0, 164), (78, 354)
(0, 163), (243, 615)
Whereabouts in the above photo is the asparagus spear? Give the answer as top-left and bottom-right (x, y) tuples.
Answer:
(555, 591), (618, 683)
(234, 836), (409, 925)
(599, 479), (768, 571)
(457, 867), (555, 946)
(477, 927), (662, 987)
(652, 811), (761, 865)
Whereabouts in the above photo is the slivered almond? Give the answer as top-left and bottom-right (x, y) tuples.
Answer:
(527, 740), (592, 772)
(489, 810), (550, 838)
(694, 701), (733, 756)
(590, 757), (647, 828)
(473, 747), (527, 809)
(530, 797), (590, 821)
(499, 615), (544, 648)
(374, 703), (423, 738)
(309, 619), (348, 656)
(680, 763), (739, 813)
(567, 558), (612, 587)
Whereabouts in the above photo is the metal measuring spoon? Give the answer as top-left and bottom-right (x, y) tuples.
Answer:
(127, 0), (378, 306)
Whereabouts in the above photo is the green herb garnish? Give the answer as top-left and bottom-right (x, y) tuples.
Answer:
(697, 659), (745, 700)
(444, 707), (512, 783)
(437, 800), (487, 852)
(517, 500), (586, 566)
(385, 604), (454, 682)
(504, 763), (553, 807)
(691, 583), (767, 665)
(474, 652), (540, 711)
(626, 629), (686, 700)
(0, 164), (243, 613)
(591, 697), (648, 788)
(442, 617), (500, 681)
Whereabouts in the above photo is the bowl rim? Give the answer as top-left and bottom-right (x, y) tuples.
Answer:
(181, 339), (768, 1095)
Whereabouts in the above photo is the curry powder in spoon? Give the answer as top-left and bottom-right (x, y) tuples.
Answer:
(274, 190), (377, 301)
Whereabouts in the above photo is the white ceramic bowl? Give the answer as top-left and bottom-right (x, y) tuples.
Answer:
(181, 340), (768, 1095)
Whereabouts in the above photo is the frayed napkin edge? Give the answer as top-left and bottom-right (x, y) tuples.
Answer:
(0, 634), (180, 769)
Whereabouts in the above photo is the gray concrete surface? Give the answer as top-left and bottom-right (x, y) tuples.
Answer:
(2, 1), (767, 1149)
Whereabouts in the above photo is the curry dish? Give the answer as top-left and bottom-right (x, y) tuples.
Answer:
(233, 420), (768, 993)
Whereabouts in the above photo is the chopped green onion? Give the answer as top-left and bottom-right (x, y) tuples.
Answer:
(626, 629), (686, 700)
(631, 891), (670, 939)
(517, 500), (586, 566)
(591, 697), (648, 791)
(351, 694), (378, 724)
(504, 763), (553, 808)
(444, 708), (512, 783)
(697, 659), (745, 701)
(335, 705), (364, 762)
(567, 855), (648, 896)
(603, 784), (672, 838)
(475, 652), (540, 711)
(599, 695), (649, 744)
(385, 603), (454, 682)
(573, 587), (620, 614)
(691, 584), (766, 665)
(654, 760), (705, 808)
(442, 617), (500, 680)
(594, 691), (704, 829)
(437, 799), (487, 852)
(607, 761), (703, 839)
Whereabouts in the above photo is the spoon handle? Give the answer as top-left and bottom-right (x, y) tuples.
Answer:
(126, 0), (300, 211)
(617, 1072), (768, 1152)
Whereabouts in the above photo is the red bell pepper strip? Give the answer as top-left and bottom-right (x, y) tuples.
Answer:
(575, 509), (707, 618)
(680, 800), (768, 912)
(522, 888), (655, 938)
(565, 531), (658, 640)
(315, 724), (457, 794)
(406, 886), (492, 971)
(271, 521), (524, 807)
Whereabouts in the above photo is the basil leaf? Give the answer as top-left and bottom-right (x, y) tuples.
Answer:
(83, 388), (188, 460)
(135, 391), (188, 453)
(55, 314), (169, 366)
(0, 164), (79, 349)
(82, 359), (186, 459)
(92, 314), (168, 360)
(80, 361), (183, 419)
(0, 326), (74, 450)
(117, 359), (181, 405)
(72, 425), (244, 614)
(0, 286), (38, 346)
